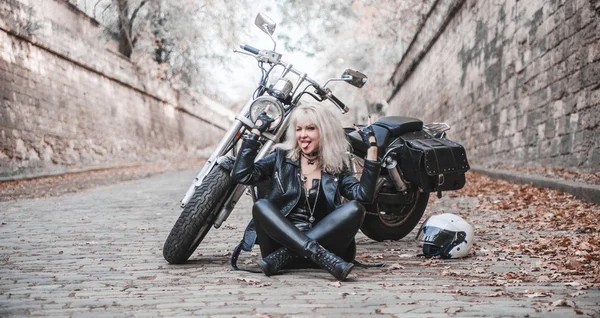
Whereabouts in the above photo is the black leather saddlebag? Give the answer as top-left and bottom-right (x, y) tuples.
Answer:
(400, 137), (470, 192)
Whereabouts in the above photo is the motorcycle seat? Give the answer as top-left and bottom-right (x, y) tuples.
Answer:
(373, 116), (423, 137)
(346, 116), (423, 156)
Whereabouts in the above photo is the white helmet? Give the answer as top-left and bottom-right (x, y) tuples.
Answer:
(416, 213), (474, 259)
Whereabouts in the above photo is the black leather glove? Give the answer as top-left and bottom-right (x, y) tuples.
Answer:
(356, 124), (377, 147)
(253, 111), (275, 133)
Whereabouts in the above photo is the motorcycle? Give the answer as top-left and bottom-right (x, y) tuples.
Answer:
(163, 13), (470, 264)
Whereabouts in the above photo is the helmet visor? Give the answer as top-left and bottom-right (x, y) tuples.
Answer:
(416, 225), (458, 247)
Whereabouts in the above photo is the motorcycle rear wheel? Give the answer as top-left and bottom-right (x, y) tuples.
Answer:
(163, 165), (233, 264)
(360, 188), (429, 241)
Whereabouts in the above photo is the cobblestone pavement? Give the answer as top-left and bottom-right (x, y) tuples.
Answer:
(1, 169), (599, 317)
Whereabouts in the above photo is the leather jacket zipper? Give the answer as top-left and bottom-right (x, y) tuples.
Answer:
(274, 171), (285, 193)
(285, 170), (302, 217)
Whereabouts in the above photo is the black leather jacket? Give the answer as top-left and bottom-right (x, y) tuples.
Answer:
(232, 138), (381, 218)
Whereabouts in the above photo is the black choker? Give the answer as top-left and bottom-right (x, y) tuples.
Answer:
(300, 151), (319, 165)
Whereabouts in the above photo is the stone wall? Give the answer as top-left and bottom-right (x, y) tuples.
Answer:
(388, 0), (600, 171)
(0, 0), (229, 180)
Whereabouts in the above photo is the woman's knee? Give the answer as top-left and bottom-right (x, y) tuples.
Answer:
(325, 200), (365, 229)
(252, 199), (276, 220)
(340, 200), (365, 219)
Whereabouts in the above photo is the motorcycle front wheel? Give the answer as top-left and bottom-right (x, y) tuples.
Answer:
(360, 187), (430, 241)
(163, 165), (233, 264)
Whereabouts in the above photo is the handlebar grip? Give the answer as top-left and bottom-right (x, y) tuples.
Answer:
(329, 94), (349, 114)
(241, 44), (260, 55)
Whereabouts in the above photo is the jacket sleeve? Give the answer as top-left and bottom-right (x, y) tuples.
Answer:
(231, 137), (277, 185)
(339, 159), (381, 203)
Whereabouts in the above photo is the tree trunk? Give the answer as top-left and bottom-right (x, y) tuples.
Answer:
(117, 0), (132, 57)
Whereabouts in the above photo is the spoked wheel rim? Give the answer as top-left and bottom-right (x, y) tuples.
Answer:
(377, 189), (420, 227)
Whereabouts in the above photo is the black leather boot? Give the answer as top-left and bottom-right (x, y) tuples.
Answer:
(252, 199), (359, 281)
(305, 241), (354, 281)
(256, 247), (298, 276)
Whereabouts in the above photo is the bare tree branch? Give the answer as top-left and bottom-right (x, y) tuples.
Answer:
(129, 0), (147, 36)
(93, 0), (103, 19)
(101, 2), (112, 17)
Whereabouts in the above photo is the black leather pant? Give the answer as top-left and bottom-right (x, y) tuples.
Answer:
(252, 199), (366, 265)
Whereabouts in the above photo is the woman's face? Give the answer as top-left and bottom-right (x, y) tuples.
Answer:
(295, 118), (320, 155)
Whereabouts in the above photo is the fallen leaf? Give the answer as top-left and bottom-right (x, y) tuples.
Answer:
(387, 263), (405, 270)
(578, 241), (593, 251)
(236, 277), (262, 285)
(569, 291), (586, 297)
(399, 301), (418, 305)
(536, 275), (550, 282)
(526, 292), (551, 298)
(445, 307), (464, 314)
(551, 299), (575, 307)
(328, 281), (342, 288)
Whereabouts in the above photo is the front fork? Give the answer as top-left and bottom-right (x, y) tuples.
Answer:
(212, 138), (276, 228)
(180, 101), (292, 228)
(180, 118), (245, 207)
(180, 96), (256, 207)
(213, 111), (292, 228)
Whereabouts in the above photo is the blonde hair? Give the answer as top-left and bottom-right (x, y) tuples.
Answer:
(277, 104), (351, 174)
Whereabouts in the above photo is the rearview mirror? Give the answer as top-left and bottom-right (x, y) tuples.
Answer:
(342, 69), (368, 88)
(255, 13), (276, 35)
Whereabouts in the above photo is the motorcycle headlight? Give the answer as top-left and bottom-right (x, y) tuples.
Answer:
(249, 96), (284, 131)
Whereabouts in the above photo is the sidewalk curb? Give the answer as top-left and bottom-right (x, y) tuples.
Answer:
(471, 164), (600, 206)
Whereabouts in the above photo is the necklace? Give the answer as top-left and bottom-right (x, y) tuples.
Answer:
(300, 151), (319, 165)
(301, 174), (320, 223)
(300, 164), (321, 223)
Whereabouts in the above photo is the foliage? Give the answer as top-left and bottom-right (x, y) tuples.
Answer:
(69, 0), (434, 109)
(70, 0), (252, 100)
(273, 0), (434, 119)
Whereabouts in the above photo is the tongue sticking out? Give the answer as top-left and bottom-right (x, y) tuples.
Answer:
(301, 141), (310, 149)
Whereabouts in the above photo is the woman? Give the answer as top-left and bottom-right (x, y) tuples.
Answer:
(231, 104), (379, 281)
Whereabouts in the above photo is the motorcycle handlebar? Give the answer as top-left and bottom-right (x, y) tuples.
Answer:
(314, 86), (349, 114)
(238, 44), (350, 113)
(241, 44), (260, 55)
(238, 45), (320, 89)
(328, 93), (349, 114)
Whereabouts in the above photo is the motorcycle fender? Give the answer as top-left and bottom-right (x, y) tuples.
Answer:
(182, 156), (234, 207)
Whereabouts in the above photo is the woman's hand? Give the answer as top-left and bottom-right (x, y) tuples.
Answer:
(354, 116), (377, 147)
(252, 109), (275, 135)
(354, 116), (378, 161)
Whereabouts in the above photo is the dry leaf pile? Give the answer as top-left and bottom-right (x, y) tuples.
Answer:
(451, 172), (599, 286)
